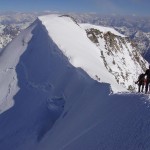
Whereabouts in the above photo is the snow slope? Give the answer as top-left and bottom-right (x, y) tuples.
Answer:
(81, 23), (148, 91)
(0, 14), (150, 150)
(39, 14), (128, 93)
(40, 15), (148, 92)
(37, 91), (150, 150)
(0, 22), (35, 113)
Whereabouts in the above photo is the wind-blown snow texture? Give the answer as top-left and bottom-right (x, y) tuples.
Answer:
(0, 14), (150, 150)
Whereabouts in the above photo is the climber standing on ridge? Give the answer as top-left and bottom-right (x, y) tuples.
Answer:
(144, 65), (150, 94)
(135, 73), (145, 93)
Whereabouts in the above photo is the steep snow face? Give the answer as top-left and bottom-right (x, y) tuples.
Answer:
(0, 22), (36, 114)
(82, 23), (148, 91)
(0, 14), (150, 150)
(39, 15), (126, 92)
(39, 15), (148, 92)
(0, 16), (125, 150)
(0, 18), (73, 149)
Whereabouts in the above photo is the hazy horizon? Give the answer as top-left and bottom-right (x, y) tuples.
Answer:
(0, 0), (149, 17)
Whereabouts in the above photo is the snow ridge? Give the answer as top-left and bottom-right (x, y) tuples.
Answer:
(39, 15), (148, 92)
(0, 14), (150, 150)
(39, 15), (126, 92)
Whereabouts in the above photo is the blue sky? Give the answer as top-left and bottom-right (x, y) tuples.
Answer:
(0, 0), (149, 16)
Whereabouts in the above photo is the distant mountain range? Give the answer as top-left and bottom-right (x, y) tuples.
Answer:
(0, 12), (36, 48)
(0, 12), (149, 63)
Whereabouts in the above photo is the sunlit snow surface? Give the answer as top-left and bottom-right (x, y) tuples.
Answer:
(39, 15), (127, 92)
(0, 14), (149, 150)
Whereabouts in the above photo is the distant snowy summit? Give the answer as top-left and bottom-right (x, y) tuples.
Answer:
(0, 13), (35, 49)
(39, 14), (148, 92)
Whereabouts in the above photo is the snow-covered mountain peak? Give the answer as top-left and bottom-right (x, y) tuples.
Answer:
(82, 23), (148, 90)
(39, 14), (127, 92)
(39, 14), (148, 92)
(0, 14), (150, 150)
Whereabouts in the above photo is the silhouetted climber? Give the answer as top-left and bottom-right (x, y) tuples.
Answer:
(144, 65), (150, 94)
(135, 73), (145, 93)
